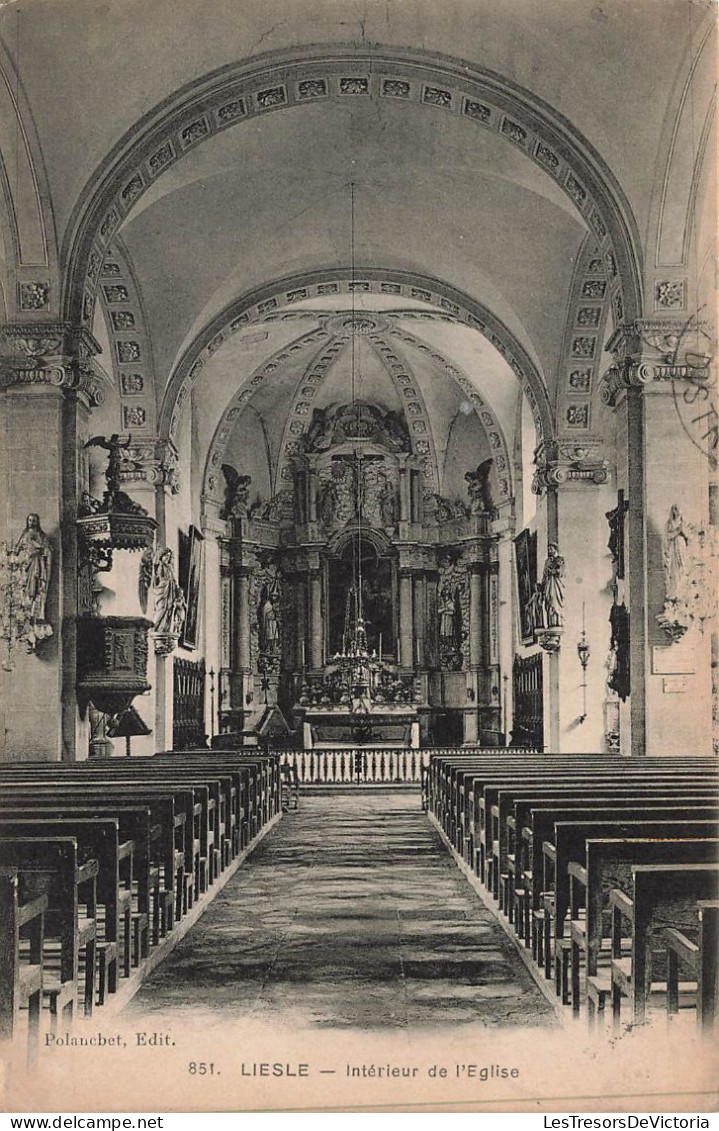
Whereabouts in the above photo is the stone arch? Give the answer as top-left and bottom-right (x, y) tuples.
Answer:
(0, 40), (59, 317)
(60, 45), (643, 338)
(164, 267), (555, 463)
(644, 21), (716, 315)
(92, 235), (158, 435)
(327, 524), (395, 560)
(554, 233), (619, 437)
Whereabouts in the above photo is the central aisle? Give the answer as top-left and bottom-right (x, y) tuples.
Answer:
(125, 790), (557, 1031)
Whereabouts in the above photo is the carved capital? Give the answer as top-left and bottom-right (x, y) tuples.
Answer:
(602, 318), (713, 407)
(532, 439), (608, 495)
(116, 438), (181, 495)
(0, 322), (105, 407)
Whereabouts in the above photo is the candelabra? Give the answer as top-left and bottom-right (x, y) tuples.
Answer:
(577, 602), (591, 723)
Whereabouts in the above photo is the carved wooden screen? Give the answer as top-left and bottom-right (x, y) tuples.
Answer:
(512, 653), (543, 750)
(173, 657), (206, 749)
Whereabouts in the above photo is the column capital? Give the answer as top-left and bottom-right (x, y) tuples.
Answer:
(116, 437), (181, 496)
(0, 321), (105, 409)
(601, 318), (713, 408)
(532, 438), (608, 495)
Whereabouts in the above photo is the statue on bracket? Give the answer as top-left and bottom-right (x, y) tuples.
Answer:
(656, 504), (718, 642)
(139, 547), (187, 655)
(0, 513), (54, 665)
(540, 543), (565, 628)
(533, 542), (565, 652)
(250, 559), (283, 674)
(465, 459), (495, 516)
(606, 490), (629, 579)
(377, 472), (398, 529)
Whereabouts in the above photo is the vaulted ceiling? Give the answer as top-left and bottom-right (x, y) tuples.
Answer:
(0, 0), (712, 480)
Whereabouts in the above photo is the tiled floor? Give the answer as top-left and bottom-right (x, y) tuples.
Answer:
(124, 790), (557, 1031)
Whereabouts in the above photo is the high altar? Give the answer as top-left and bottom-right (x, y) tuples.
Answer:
(217, 397), (502, 749)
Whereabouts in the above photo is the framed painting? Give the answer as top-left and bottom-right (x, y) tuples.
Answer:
(178, 524), (203, 650)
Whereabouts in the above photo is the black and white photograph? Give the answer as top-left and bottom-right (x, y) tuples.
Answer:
(0, 0), (716, 1117)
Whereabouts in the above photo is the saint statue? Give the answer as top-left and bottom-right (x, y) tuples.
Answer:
(377, 476), (398, 527)
(13, 514), (53, 649)
(664, 504), (689, 602)
(438, 585), (456, 641)
(152, 548), (187, 636)
(259, 582), (280, 654)
(540, 543), (565, 628)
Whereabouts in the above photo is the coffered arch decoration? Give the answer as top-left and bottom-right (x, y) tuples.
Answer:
(554, 233), (619, 437)
(93, 236), (158, 436)
(201, 303), (515, 519)
(61, 46), (643, 332)
(201, 322), (330, 510)
(272, 312), (442, 496)
(387, 320), (514, 502)
(160, 268), (555, 449)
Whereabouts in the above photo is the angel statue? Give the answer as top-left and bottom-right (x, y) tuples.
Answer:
(465, 459), (495, 516)
(85, 434), (148, 514)
(221, 465), (252, 520)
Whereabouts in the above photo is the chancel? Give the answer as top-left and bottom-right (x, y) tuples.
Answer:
(0, 0), (717, 1086)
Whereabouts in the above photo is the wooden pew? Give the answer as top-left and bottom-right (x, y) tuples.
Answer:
(508, 790), (718, 943)
(567, 836), (719, 1022)
(610, 863), (719, 1025)
(0, 865), (46, 1058)
(440, 757), (716, 880)
(543, 817), (719, 998)
(662, 898), (719, 1032)
(495, 773), (719, 902)
(0, 838), (98, 1028)
(0, 785), (188, 928)
(484, 774), (717, 898)
(0, 818), (134, 994)
(0, 768), (209, 907)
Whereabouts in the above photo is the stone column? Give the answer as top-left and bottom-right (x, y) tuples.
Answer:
(0, 324), (103, 762)
(601, 320), (714, 756)
(307, 467), (318, 523)
(532, 440), (611, 754)
(309, 569), (323, 669)
(121, 438), (179, 755)
(235, 568), (251, 673)
(413, 572), (426, 667)
(493, 504), (516, 743)
(398, 459), (410, 523)
(468, 564), (483, 669)
(399, 570), (414, 669)
(201, 506), (223, 743)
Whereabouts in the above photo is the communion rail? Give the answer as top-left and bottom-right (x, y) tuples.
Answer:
(277, 746), (538, 785)
(279, 747), (429, 784)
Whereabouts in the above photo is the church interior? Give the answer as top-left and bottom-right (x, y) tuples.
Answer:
(0, 0), (717, 1089)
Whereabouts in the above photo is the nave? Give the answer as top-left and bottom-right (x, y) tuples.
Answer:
(124, 790), (556, 1032)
